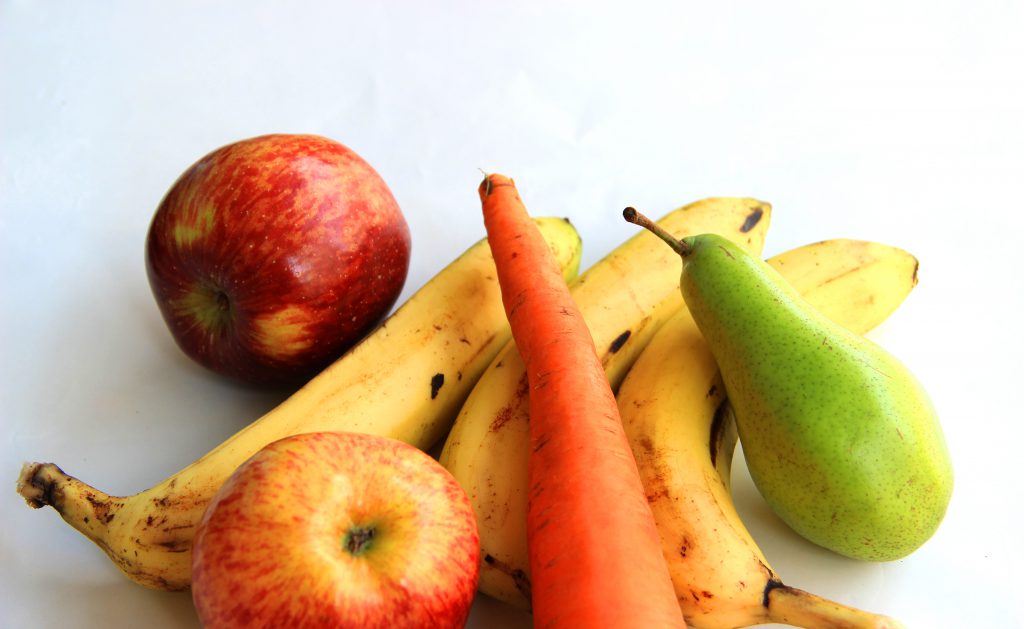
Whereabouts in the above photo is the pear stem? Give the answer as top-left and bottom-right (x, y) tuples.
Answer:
(622, 207), (692, 257)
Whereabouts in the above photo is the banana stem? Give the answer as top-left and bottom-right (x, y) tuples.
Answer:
(766, 583), (907, 629)
(17, 461), (201, 590)
(16, 462), (126, 553)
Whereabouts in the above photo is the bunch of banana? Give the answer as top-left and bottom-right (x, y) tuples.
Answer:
(439, 198), (772, 605)
(15, 217), (582, 592)
(619, 239), (918, 628)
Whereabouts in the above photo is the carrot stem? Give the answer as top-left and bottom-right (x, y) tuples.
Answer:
(479, 175), (684, 628)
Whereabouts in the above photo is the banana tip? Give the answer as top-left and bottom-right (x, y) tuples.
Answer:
(16, 462), (55, 508)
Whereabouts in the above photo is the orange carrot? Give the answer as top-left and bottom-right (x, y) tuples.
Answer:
(478, 174), (683, 628)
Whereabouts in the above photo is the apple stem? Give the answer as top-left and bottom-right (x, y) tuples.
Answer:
(623, 207), (692, 257)
(344, 525), (376, 556)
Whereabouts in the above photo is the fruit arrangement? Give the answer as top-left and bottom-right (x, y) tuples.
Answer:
(15, 135), (951, 629)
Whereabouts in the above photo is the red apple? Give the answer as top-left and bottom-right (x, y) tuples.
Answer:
(191, 431), (481, 628)
(145, 134), (410, 386)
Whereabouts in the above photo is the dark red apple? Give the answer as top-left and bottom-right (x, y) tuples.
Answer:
(145, 134), (410, 386)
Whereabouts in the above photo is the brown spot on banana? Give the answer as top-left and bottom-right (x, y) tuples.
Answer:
(85, 493), (117, 523)
(679, 535), (692, 558)
(483, 553), (533, 603)
(489, 374), (528, 433)
(608, 330), (631, 353)
(430, 373), (445, 399)
(708, 400), (730, 469)
(740, 206), (764, 232)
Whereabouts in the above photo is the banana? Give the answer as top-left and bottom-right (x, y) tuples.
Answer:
(618, 239), (918, 628)
(439, 198), (772, 607)
(15, 217), (582, 592)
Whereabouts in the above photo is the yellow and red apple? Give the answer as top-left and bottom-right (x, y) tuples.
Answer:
(191, 431), (481, 628)
(145, 134), (410, 386)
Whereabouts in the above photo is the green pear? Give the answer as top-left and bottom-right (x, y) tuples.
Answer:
(624, 207), (953, 561)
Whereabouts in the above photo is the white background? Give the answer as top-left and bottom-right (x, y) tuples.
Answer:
(3, 2), (1023, 627)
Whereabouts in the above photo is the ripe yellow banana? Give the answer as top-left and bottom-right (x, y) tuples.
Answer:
(618, 239), (918, 628)
(439, 198), (772, 606)
(15, 217), (582, 592)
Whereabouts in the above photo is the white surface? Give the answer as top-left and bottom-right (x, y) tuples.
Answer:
(2, 2), (1023, 627)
